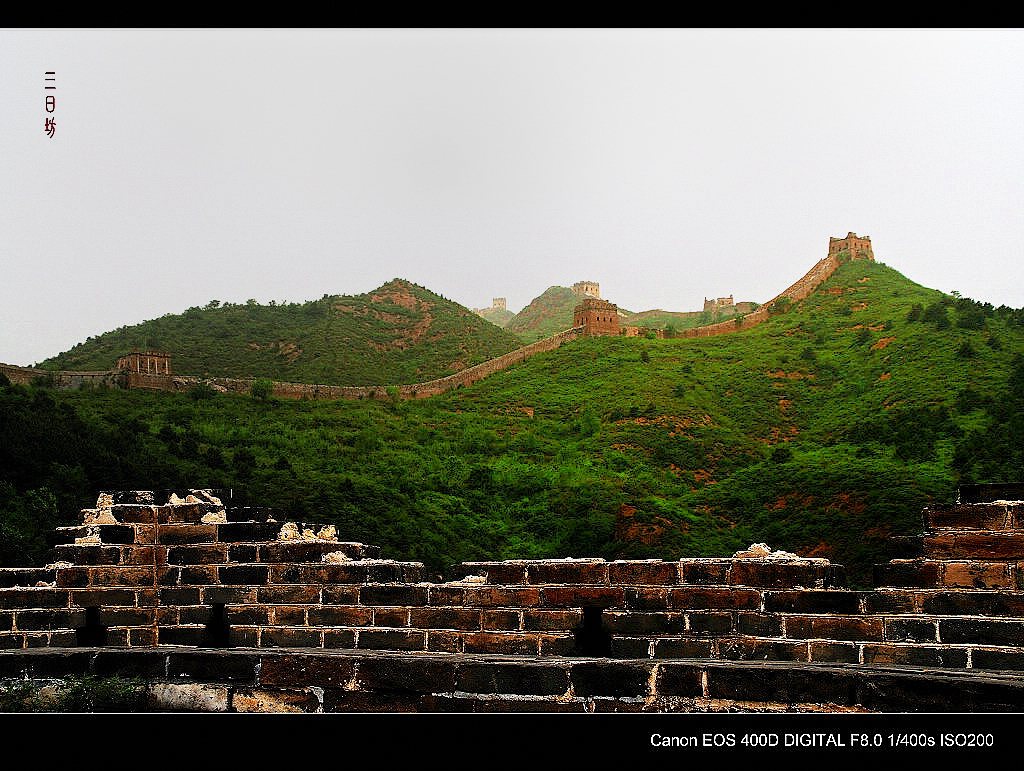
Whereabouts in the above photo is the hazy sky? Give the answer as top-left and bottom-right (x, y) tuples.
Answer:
(2, 28), (1023, 365)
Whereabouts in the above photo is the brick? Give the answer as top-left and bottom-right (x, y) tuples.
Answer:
(372, 607), (407, 627)
(481, 610), (520, 631)
(426, 631), (462, 652)
(655, 663), (703, 696)
(148, 682), (228, 712)
(609, 561), (679, 585)
(464, 587), (541, 608)
(202, 586), (257, 604)
(120, 546), (167, 566)
(861, 644), (968, 668)
(258, 586), (320, 604)
(458, 562), (527, 584)
(686, 611), (733, 635)
(785, 616), (883, 641)
(623, 587), (669, 611)
(538, 635), (577, 656)
(0, 634), (23, 650)
(219, 565), (269, 585)
(0, 568), (54, 588)
(226, 605), (269, 625)
(679, 560), (730, 585)
(925, 591), (1024, 616)
(764, 590), (861, 614)
(0, 589), (69, 609)
(729, 562), (823, 589)
(609, 636), (652, 658)
(230, 626), (259, 647)
(228, 544), (258, 562)
(736, 613), (782, 636)
(270, 606), (308, 625)
(462, 632), (537, 655)
(359, 585), (428, 607)
(408, 607), (479, 630)
(260, 627), (322, 648)
(276, 564), (367, 584)
(99, 607), (154, 627)
(157, 524), (218, 544)
(70, 588), (137, 607)
(24, 633), (54, 648)
(14, 609), (84, 631)
(309, 606), (373, 627)
(527, 561), (608, 584)
(321, 586), (360, 605)
(91, 525), (136, 544)
(158, 587), (201, 605)
(88, 566), (156, 587)
(707, 665), (857, 705)
(718, 638), (808, 661)
(925, 503), (1012, 530)
(939, 618), (1024, 646)
(157, 566), (181, 586)
(47, 630), (80, 647)
(109, 504), (159, 524)
(971, 649), (1024, 671)
(809, 641), (859, 663)
(178, 566), (219, 585)
(357, 629), (425, 651)
(885, 618), (937, 642)
(0, 612), (10, 632)
(25, 650), (94, 677)
(259, 541), (351, 563)
(132, 525), (157, 544)
(428, 586), (465, 606)
(456, 663), (569, 695)
(941, 562), (1013, 589)
(570, 662), (649, 697)
(322, 629), (356, 649)
(669, 587), (761, 610)
(863, 591), (917, 614)
(522, 609), (582, 631)
(55, 567), (90, 588)
(925, 533), (1024, 560)
(167, 545), (228, 565)
(356, 657), (456, 693)
(167, 651), (259, 683)
(94, 650), (167, 677)
(653, 638), (714, 658)
(604, 611), (685, 635)
(158, 626), (206, 646)
(233, 688), (321, 713)
(53, 545), (122, 565)
(541, 586), (624, 609)
(322, 691), (423, 713)
(217, 522), (281, 542)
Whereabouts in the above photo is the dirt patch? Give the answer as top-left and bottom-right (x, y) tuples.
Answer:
(825, 492), (866, 515)
(842, 323), (886, 332)
(877, 372), (891, 381)
(801, 541), (834, 558)
(692, 468), (717, 486)
(778, 398), (791, 412)
(766, 370), (815, 380)
(827, 287), (848, 295)
(871, 336), (896, 351)
(248, 341), (302, 363)
(851, 302), (868, 312)
(857, 277), (871, 283)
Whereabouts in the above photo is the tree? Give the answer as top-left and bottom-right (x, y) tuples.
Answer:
(250, 378), (274, 401)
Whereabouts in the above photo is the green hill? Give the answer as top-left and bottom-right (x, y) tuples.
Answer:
(41, 279), (522, 386)
(4, 258), (1023, 585)
(505, 286), (581, 342)
(475, 307), (516, 328)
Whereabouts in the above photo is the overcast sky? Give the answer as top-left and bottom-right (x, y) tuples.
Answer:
(2, 28), (1023, 365)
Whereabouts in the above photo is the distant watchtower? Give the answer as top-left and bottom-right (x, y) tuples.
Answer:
(828, 232), (875, 261)
(116, 351), (172, 376)
(573, 298), (620, 336)
(491, 298), (507, 311)
(571, 281), (601, 299)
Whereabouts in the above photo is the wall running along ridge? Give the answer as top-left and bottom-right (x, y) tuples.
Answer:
(2, 486), (1024, 712)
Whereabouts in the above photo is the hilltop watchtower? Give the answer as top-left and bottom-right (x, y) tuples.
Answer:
(571, 281), (601, 299)
(828, 232), (875, 261)
(573, 297), (620, 336)
(491, 298), (507, 311)
(116, 351), (172, 376)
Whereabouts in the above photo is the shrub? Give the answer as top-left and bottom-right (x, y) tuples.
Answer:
(250, 378), (274, 401)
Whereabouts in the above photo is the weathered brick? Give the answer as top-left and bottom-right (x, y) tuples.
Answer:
(686, 611), (733, 635)
(233, 688), (321, 713)
(784, 616), (883, 641)
(655, 663), (703, 696)
(707, 664), (857, 705)
(481, 609), (520, 631)
(925, 533), (1024, 560)
(426, 630), (462, 652)
(0, 634), (23, 649)
(227, 605), (269, 625)
(321, 586), (360, 605)
(608, 561), (678, 586)
(99, 607), (154, 627)
(167, 545), (228, 565)
(219, 565), (269, 585)
(679, 560), (730, 586)
(873, 560), (941, 588)
(357, 629), (425, 651)
(522, 609), (582, 631)
(884, 618), (937, 642)
(541, 586), (624, 609)
(158, 587), (201, 605)
(322, 629), (356, 648)
(604, 611), (685, 635)
(939, 618), (1024, 646)
(653, 638), (715, 658)
(120, 545), (168, 566)
(456, 663), (569, 695)
(718, 638), (808, 662)
(0, 589), (69, 609)
(623, 587), (669, 611)
(14, 609), (84, 631)
(259, 541), (353, 563)
(538, 634), (577, 656)
(270, 606), (307, 625)
(276, 564), (366, 584)
(809, 641), (859, 663)
(91, 525), (136, 544)
(108, 504), (159, 524)
(178, 565), (219, 585)
(323, 690), (423, 713)
(89, 567), (156, 587)
(527, 561), (608, 585)
(609, 636), (652, 658)
(217, 522), (281, 542)
(941, 562), (1013, 589)
(736, 613), (783, 636)
(70, 588), (137, 607)
(0, 568), (55, 588)
(148, 682), (228, 712)
(971, 649), (1024, 671)
(462, 632), (537, 655)
(408, 607), (479, 630)
(458, 562), (526, 584)
(356, 657), (456, 693)
(371, 607), (408, 627)
(309, 606), (373, 627)
(863, 591), (917, 614)
(260, 627), (322, 648)
(228, 544), (258, 563)
(925, 503), (1012, 530)
(764, 590), (861, 614)
(202, 586), (257, 604)
(359, 585), (428, 607)
(167, 651), (259, 683)
(230, 627), (260, 646)
(729, 562), (822, 589)
(258, 585), (320, 604)
(428, 586), (465, 606)
(0, 612), (10, 632)
(158, 626), (206, 646)
(861, 644), (968, 668)
(259, 652), (354, 687)
(157, 524), (218, 545)
(54, 567), (90, 588)
(922, 591), (1024, 617)
(669, 587), (761, 610)
(132, 525), (157, 544)
(570, 662), (649, 697)
(464, 586), (542, 608)
(94, 650), (167, 677)
(53, 545), (122, 565)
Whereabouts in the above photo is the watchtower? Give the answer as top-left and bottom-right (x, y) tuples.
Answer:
(573, 298), (620, 336)
(828, 232), (875, 261)
(571, 281), (601, 299)
(116, 351), (172, 376)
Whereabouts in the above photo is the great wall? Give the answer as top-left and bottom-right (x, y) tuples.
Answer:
(2, 483), (1024, 712)
(0, 233), (876, 403)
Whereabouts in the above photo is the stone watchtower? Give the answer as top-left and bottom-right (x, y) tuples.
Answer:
(116, 351), (172, 376)
(828, 232), (875, 261)
(491, 298), (507, 311)
(574, 297), (620, 336)
(571, 281), (601, 299)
